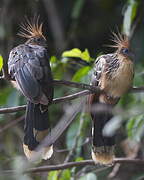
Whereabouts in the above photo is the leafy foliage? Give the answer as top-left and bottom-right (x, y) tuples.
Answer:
(72, 66), (91, 82)
(0, 55), (3, 71)
(62, 48), (93, 62)
(127, 114), (144, 141)
(0, 0), (144, 180)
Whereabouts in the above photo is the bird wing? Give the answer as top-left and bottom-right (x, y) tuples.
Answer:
(91, 53), (116, 87)
(8, 44), (53, 104)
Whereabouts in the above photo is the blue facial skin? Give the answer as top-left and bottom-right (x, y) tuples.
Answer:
(122, 48), (129, 54)
(120, 48), (134, 60)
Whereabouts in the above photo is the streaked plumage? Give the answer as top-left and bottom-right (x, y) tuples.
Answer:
(89, 33), (134, 164)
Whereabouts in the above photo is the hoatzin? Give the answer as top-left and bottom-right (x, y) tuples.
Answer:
(8, 17), (54, 160)
(88, 32), (134, 164)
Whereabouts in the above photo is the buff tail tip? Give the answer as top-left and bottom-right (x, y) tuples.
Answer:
(92, 146), (115, 165)
(23, 144), (53, 161)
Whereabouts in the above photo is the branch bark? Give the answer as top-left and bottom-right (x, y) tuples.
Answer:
(54, 80), (144, 93)
(53, 80), (101, 93)
(0, 90), (90, 114)
(1, 77), (144, 93)
(3, 158), (144, 174)
(0, 79), (144, 115)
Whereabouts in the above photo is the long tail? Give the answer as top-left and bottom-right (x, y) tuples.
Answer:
(23, 101), (53, 161)
(88, 95), (115, 165)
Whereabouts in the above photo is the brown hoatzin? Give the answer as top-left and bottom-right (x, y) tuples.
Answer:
(8, 17), (54, 160)
(88, 33), (134, 164)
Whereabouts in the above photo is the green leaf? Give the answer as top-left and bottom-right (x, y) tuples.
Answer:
(50, 56), (58, 63)
(47, 171), (59, 180)
(126, 114), (144, 142)
(72, 66), (91, 82)
(53, 65), (64, 79)
(75, 157), (84, 162)
(60, 169), (71, 180)
(0, 55), (3, 71)
(62, 48), (91, 62)
(62, 48), (81, 58)
(127, 118), (135, 137)
(81, 49), (91, 61)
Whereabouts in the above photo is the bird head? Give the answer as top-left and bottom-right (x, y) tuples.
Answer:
(18, 16), (47, 47)
(110, 32), (134, 60)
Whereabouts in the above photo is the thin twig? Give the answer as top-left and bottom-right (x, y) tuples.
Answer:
(53, 80), (100, 93)
(0, 78), (144, 115)
(0, 90), (90, 114)
(2, 158), (144, 174)
(0, 77), (101, 93)
(1, 74), (144, 93)
(0, 86), (144, 115)
(55, 80), (144, 93)
(0, 105), (26, 114)
(131, 86), (144, 93)
(1, 76), (144, 93)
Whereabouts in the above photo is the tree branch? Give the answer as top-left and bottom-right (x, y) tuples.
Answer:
(131, 86), (144, 93)
(0, 90), (90, 114)
(3, 158), (144, 174)
(0, 105), (26, 114)
(54, 80), (144, 93)
(53, 80), (101, 93)
(1, 76), (144, 93)
(0, 78), (144, 115)
(0, 85), (144, 114)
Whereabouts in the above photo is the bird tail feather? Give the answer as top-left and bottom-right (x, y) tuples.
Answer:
(89, 94), (115, 165)
(23, 101), (53, 161)
(92, 104), (115, 164)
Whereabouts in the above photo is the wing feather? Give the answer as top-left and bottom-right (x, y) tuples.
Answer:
(8, 44), (53, 104)
(91, 54), (116, 87)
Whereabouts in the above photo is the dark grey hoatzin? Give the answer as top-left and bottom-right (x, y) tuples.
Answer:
(8, 18), (54, 160)
(88, 33), (134, 164)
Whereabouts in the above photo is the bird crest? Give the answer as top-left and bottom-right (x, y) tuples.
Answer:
(110, 31), (130, 49)
(18, 16), (45, 39)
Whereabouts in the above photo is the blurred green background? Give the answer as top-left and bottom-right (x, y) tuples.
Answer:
(0, 0), (144, 179)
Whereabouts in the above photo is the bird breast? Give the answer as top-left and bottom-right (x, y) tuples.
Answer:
(100, 59), (134, 98)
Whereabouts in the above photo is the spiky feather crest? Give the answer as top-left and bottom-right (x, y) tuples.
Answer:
(18, 16), (45, 39)
(110, 31), (129, 49)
